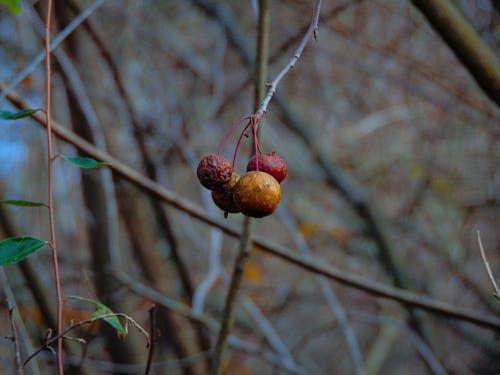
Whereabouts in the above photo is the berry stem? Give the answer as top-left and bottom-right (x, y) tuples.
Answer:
(217, 115), (251, 155)
(231, 121), (252, 168)
(252, 117), (260, 171)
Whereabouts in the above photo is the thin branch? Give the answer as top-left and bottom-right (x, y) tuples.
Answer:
(44, 0), (63, 372)
(3, 88), (500, 331)
(255, 0), (322, 120)
(0, 0), (106, 102)
(24, 313), (150, 367)
(477, 230), (500, 300)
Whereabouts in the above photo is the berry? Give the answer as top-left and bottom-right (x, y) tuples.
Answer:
(246, 151), (287, 183)
(233, 171), (281, 218)
(197, 154), (233, 190)
(211, 172), (240, 215)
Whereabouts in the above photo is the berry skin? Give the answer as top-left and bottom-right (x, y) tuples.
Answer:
(246, 151), (287, 183)
(197, 154), (233, 190)
(233, 171), (281, 218)
(211, 172), (240, 215)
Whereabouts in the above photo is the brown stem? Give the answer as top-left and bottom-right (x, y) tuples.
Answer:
(44, 0), (63, 373)
(210, 216), (254, 375)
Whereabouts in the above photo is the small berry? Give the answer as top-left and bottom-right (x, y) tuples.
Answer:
(233, 171), (281, 218)
(211, 172), (240, 215)
(197, 154), (233, 190)
(247, 151), (287, 183)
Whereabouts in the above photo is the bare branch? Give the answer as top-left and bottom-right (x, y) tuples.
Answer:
(0, 0), (107, 102)
(255, 0), (322, 120)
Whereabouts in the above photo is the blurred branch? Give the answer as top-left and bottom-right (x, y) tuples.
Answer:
(350, 311), (447, 375)
(278, 208), (365, 375)
(410, 0), (500, 107)
(1, 269), (24, 375)
(3, 87), (500, 331)
(0, 268), (41, 375)
(61, 4), (210, 363)
(0, 0), (106, 102)
(477, 230), (500, 301)
(115, 271), (309, 375)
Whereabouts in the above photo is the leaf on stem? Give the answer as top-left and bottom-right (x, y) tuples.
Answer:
(60, 155), (110, 169)
(68, 296), (128, 338)
(0, 108), (39, 120)
(0, 200), (47, 207)
(0, 237), (47, 265)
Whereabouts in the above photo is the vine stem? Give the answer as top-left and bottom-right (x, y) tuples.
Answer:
(44, 0), (64, 373)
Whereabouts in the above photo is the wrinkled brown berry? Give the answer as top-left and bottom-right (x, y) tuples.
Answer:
(211, 172), (240, 215)
(197, 154), (233, 190)
(233, 171), (281, 218)
(247, 151), (287, 183)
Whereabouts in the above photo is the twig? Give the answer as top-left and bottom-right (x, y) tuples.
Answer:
(144, 305), (158, 375)
(43, 1), (64, 373)
(0, 0), (106, 102)
(24, 312), (150, 367)
(477, 230), (500, 300)
(254, 0), (322, 120)
(4, 88), (500, 330)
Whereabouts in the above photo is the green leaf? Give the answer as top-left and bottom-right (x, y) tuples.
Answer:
(69, 296), (127, 338)
(0, 237), (47, 266)
(0, 108), (39, 120)
(60, 156), (110, 169)
(0, 200), (47, 207)
(0, 0), (21, 14)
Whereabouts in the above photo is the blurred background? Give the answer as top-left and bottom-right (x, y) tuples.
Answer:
(0, 0), (499, 374)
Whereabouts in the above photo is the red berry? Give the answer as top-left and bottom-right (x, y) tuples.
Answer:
(247, 151), (287, 183)
(197, 154), (233, 190)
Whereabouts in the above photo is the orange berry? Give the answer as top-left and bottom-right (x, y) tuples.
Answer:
(233, 171), (281, 218)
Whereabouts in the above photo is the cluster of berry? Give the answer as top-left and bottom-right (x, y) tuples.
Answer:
(196, 116), (287, 218)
